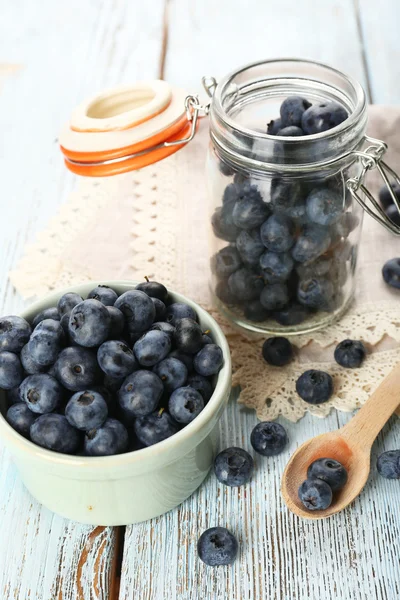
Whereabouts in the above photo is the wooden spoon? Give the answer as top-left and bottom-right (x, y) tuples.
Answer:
(282, 362), (400, 519)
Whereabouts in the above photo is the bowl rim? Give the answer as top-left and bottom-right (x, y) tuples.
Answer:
(0, 280), (232, 469)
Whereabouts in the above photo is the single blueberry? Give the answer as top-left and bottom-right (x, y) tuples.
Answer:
(84, 418), (129, 456)
(0, 315), (31, 353)
(222, 183), (240, 204)
(291, 224), (331, 263)
(136, 280), (169, 303)
(260, 215), (295, 253)
(214, 447), (254, 487)
(244, 300), (270, 322)
(273, 302), (309, 326)
(236, 228), (265, 267)
(114, 290), (155, 333)
(151, 321), (176, 338)
(232, 183), (269, 229)
(106, 305), (125, 338)
(54, 346), (100, 391)
(118, 370), (163, 417)
(298, 478), (333, 510)
(134, 330), (171, 367)
(194, 344), (223, 377)
(215, 280), (241, 305)
(334, 339), (366, 368)
(0, 351), (23, 389)
(306, 188), (343, 226)
(277, 126), (304, 136)
(377, 450), (400, 479)
(379, 183), (400, 210)
(134, 410), (178, 446)
(30, 413), (81, 454)
(88, 285), (118, 306)
(301, 102), (348, 134)
(211, 246), (242, 278)
(270, 179), (305, 218)
(20, 373), (63, 414)
(69, 299), (110, 347)
(165, 302), (197, 325)
(187, 373), (213, 402)
(174, 318), (204, 354)
(169, 386), (204, 424)
(260, 283), (289, 311)
(296, 370), (333, 404)
(20, 343), (48, 375)
(98, 340), (138, 378)
(211, 202), (240, 243)
(307, 457), (348, 491)
(228, 268), (264, 301)
(57, 292), (83, 317)
(153, 357), (188, 392)
(218, 159), (234, 177)
(250, 421), (288, 456)
(32, 308), (60, 328)
(382, 257), (400, 289)
(280, 96), (312, 127)
(7, 386), (21, 406)
(197, 527), (238, 566)
(169, 349), (193, 372)
(267, 118), (282, 135)
(65, 390), (108, 431)
(385, 204), (400, 226)
(260, 251), (294, 283)
(151, 298), (166, 321)
(262, 337), (294, 366)
(28, 318), (64, 367)
(6, 403), (37, 438)
(297, 277), (334, 309)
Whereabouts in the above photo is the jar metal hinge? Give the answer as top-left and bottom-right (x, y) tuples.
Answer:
(347, 136), (400, 235)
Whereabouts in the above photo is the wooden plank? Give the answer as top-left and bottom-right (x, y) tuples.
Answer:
(0, 1), (165, 598)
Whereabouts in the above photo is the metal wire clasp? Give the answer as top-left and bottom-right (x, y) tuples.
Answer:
(347, 136), (400, 234)
(164, 95), (210, 148)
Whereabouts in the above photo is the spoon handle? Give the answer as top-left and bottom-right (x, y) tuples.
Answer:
(341, 362), (400, 450)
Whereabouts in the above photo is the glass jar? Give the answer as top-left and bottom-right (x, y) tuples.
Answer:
(207, 59), (380, 335)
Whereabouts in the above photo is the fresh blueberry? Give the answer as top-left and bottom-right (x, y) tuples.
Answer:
(296, 370), (333, 404)
(232, 183), (269, 229)
(136, 280), (169, 303)
(194, 344), (223, 377)
(218, 159), (234, 177)
(297, 277), (334, 309)
(169, 349), (193, 372)
(277, 126), (304, 136)
(379, 183), (400, 210)
(30, 413), (81, 454)
(211, 246), (242, 278)
(165, 303), (197, 325)
(228, 268), (264, 301)
(114, 290), (155, 333)
(273, 302), (309, 326)
(280, 96), (312, 127)
(103, 373), (125, 393)
(134, 330), (171, 367)
(7, 386), (21, 406)
(28, 318), (64, 367)
(385, 204), (400, 226)
(169, 386), (204, 423)
(301, 102), (348, 134)
(153, 357), (188, 392)
(151, 298), (166, 321)
(151, 321), (176, 338)
(236, 228), (265, 267)
(260, 215), (295, 253)
(296, 256), (332, 280)
(20, 343), (48, 375)
(250, 421), (288, 456)
(118, 370), (163, 417)
(57, 292), (83, 317)
(0, 352), (23, 389)
(306, 188), (343, 226)
(20, 374), (63, 414)
(134, 410), (178, 446)
(259, 251), (294, 283)
(332, 212), (359, 238)
(6, 402), (37, 438)
(197, 527), (238, 566)
(382, 257), (400, 289)
(307, 457), (348, 491)
(262, 337), (294, 366)
(68, 299), (110, 347)
(84, 418), (129, 456)
(202, 333), (213, 345)
(215, 280), (241, 305)
(0, 315), (31, 353)
(260, 283), (289, 311)
(298, 478), (333, 510)
(88, 285), (118, 306)
(267, 118), (282, 135)
(270, 179), (305, 218)
(334, 339), (366, 368)
(244, 300), (269, 322)
(211, 202), (240, 243)
(97, 340), (138, 378)
(291, 225), (331, 263)
(174, 318), (203, 354)
(214, 447), (254, 486)
(377, 450), (400, 479)
(222, 183), (240, 204)
(106, 305), (125, 338)
(54, 346), (100, 391)
(65, 390), (108, 431)
(32, 308), (60, 328)
(187, 373), (213, 402)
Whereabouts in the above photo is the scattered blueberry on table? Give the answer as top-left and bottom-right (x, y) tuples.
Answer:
(382, 257), (400, 289)
(1, 282), (224, 456)
(250, 421), (288, 456)
(197, 527), (238, 566)
(262, 337), (294, 367)
(214, 447), (254, 487)
(334, 339), (366, 368)
(377, 450), (400, 479)
(295, 369), (333, 404)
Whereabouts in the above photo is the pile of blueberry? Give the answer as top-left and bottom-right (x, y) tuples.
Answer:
(212, 95), (356, 327)
(298, 458), (348, 511)
(1, 282), (224, 456)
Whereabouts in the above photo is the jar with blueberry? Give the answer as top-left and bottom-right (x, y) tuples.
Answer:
(207, 59), (400, 334)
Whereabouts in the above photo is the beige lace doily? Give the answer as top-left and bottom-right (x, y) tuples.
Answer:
(10, 107), (400, 421)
